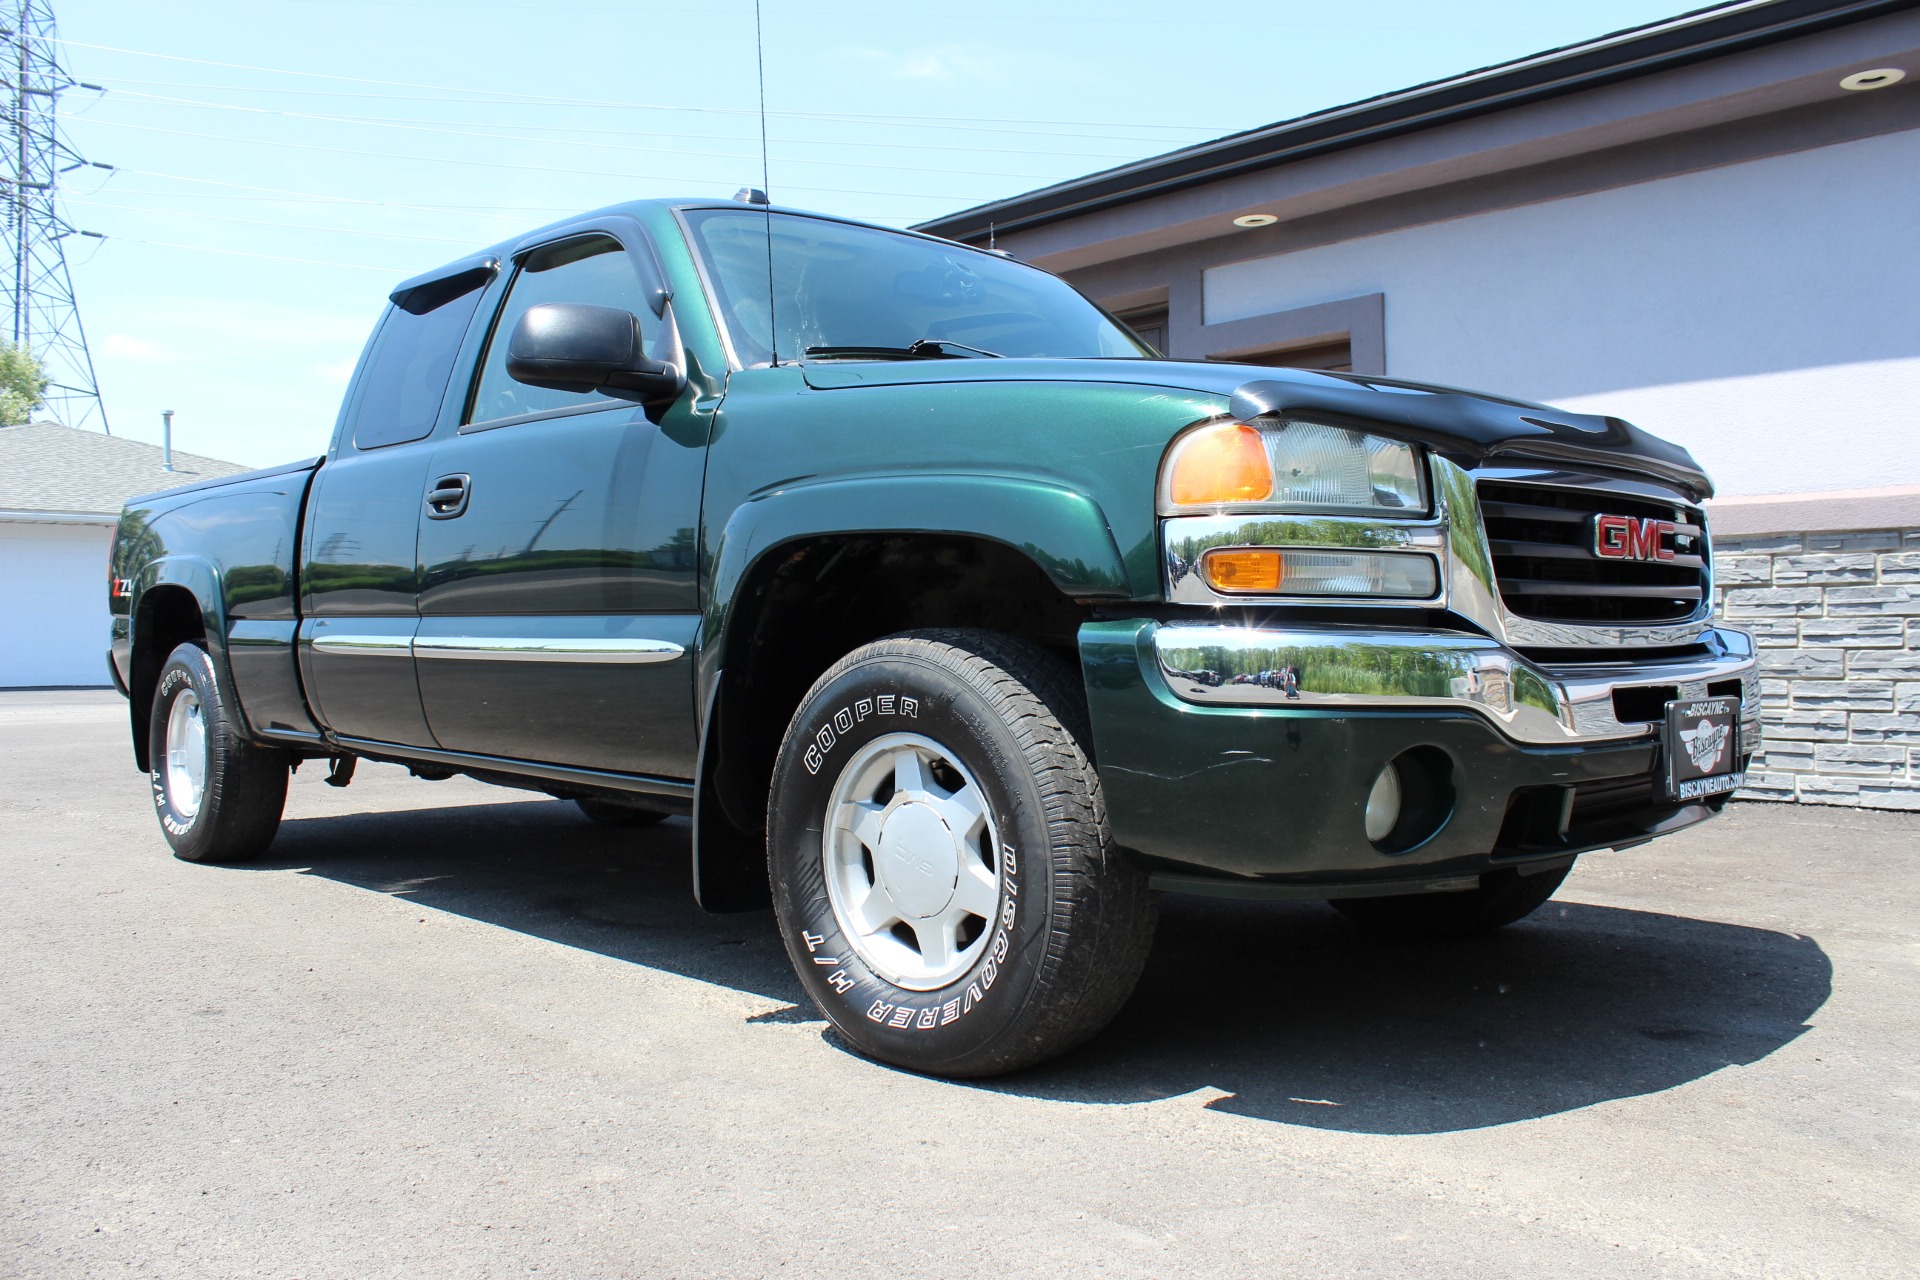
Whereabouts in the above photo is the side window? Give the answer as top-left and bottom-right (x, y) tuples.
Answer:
(347, 268), (489, 451)
(467, 234), (645, 424)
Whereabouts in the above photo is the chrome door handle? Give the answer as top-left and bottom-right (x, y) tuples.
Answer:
(426, 473), (471, 519)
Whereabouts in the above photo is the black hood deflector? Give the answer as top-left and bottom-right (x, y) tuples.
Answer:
(801, 357), (1712, 499)
(1229, 374), (1711, 500)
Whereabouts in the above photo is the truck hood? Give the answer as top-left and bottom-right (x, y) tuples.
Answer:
(801, 357), (1711, 499)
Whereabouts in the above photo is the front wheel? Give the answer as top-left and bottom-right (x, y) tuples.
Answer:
(768, 630), (1156, 1078)
(1329, 863), (1572, 938)
(147, 642), (289, 864)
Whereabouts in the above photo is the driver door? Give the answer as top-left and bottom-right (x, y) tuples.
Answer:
(412, 229), (707, 779)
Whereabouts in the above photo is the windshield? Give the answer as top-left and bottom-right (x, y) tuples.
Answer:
(683, 209), (1148, 366)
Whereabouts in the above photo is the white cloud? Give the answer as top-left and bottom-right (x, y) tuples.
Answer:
(311, 357), (360, 386)
(837, 42), (1084, 85)
(87, 298), (383, 466)
(102, 333), (165, 361)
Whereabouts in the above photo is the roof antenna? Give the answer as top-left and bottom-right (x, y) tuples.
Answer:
(752, 0), (777, 365)
(988, 221), (996, 251)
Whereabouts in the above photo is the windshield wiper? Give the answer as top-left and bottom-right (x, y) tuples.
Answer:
(803, 338), (1002, 362)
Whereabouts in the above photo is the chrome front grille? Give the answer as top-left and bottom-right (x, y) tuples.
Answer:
(1477, 480), (1708, 625)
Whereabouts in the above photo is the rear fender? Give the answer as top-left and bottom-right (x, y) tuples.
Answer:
(137, 555), (226, 647)
(128, 556), (241, 769)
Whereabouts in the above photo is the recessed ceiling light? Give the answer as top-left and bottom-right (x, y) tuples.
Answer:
(1840, 67), (1905, 91)
(1232, 214), (1279, 228)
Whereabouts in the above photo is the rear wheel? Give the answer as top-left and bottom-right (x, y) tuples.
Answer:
(768, 629), (1156, 1078)
(574, 797), (671, 827)
(1330, 863), (1573, 938)
(147, 642), (289, 864)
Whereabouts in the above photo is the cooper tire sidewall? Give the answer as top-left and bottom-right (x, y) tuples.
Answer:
(148, 646), (218, 858)
(771, 653), (1055, 1072)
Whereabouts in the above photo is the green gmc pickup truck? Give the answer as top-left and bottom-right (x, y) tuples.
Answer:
(109, 197), (1758, 1077)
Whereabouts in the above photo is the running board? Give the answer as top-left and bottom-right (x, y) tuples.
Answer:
(331, 735), (696, 814)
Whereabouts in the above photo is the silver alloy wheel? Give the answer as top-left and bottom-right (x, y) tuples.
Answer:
(163, 688), (208, 820)
(822, 731), (1002, 991)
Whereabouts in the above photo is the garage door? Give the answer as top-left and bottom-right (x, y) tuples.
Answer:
(0, 520), (115, 687)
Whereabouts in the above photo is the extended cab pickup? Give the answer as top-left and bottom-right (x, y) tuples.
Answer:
(110, 198), (1759, 1076)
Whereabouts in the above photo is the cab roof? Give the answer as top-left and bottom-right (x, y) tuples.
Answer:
(388, 197), (976, 306)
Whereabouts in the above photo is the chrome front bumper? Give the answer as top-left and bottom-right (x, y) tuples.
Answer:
(1151, 621), (1760, 747)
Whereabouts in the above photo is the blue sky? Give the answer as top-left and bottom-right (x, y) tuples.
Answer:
(55, 0), (1691, 466)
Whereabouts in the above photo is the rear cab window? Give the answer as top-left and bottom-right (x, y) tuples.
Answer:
(346, 266), (492, 451)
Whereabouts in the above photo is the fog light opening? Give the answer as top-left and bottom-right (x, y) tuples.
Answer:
(1364, 763), (1402, 844)
(1367, 746), (1456, 854)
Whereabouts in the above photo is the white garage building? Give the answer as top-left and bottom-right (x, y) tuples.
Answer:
(0, 423), (245, 688)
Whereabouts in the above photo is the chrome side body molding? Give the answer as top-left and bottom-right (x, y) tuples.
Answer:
(412, 637), (686, 664)
(308, 633), (685, 664)
(309, 634), (414, 657)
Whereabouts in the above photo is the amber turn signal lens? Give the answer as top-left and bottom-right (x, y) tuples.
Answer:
(1202, 549), (1285, 593)
(1167, 422), (1272, 506)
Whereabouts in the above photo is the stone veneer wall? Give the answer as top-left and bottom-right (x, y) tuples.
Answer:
(1715, 527), (1920, 810)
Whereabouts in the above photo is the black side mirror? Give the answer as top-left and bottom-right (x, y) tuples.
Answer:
(506, 302), (681, 402)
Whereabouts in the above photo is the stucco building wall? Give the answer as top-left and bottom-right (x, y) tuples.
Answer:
(1202, 128), (1920, 500)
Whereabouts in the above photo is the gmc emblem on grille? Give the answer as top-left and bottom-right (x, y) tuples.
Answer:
(1593, 513), (1675, 562)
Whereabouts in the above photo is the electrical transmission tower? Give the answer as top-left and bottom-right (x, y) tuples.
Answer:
(2, 0), (108, 432)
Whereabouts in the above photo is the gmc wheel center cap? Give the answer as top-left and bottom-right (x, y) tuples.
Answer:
(874, 800), (960, 918)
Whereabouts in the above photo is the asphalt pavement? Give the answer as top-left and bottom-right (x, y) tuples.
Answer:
(3, 689), (1916, 1278)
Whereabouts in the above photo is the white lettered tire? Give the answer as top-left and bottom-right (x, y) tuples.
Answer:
(148, 642), (290, 864)
(768, 630), (1155, 1077)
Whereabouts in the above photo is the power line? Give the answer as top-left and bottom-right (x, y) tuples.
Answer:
(49, 38), (1228, 135)
(102, 234), (406, 272)
(85, 90), (1084, 180)
(91, 76), (1220, 142)
(109, 167), (586, 215)
(101, 85), (1156, 162)
(99, 167), (922, 224)
(61, 113), (984, 202)
(77, 164), (928, 229)
(65, 196), (485, 244)
(82, 184), (572, 216)
(69, 0), (1573, 34)
(4, 0), (108, 431)
(74, 192), (926, 235)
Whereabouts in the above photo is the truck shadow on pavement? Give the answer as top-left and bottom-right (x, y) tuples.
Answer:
(991, 890), (1830, 1134)
(256, 798), (1831, 1137)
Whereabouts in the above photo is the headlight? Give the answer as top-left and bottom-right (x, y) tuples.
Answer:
(1159, 418), (1425, 515)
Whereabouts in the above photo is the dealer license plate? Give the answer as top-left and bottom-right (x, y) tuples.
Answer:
(1664, 696), (1743, 800)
